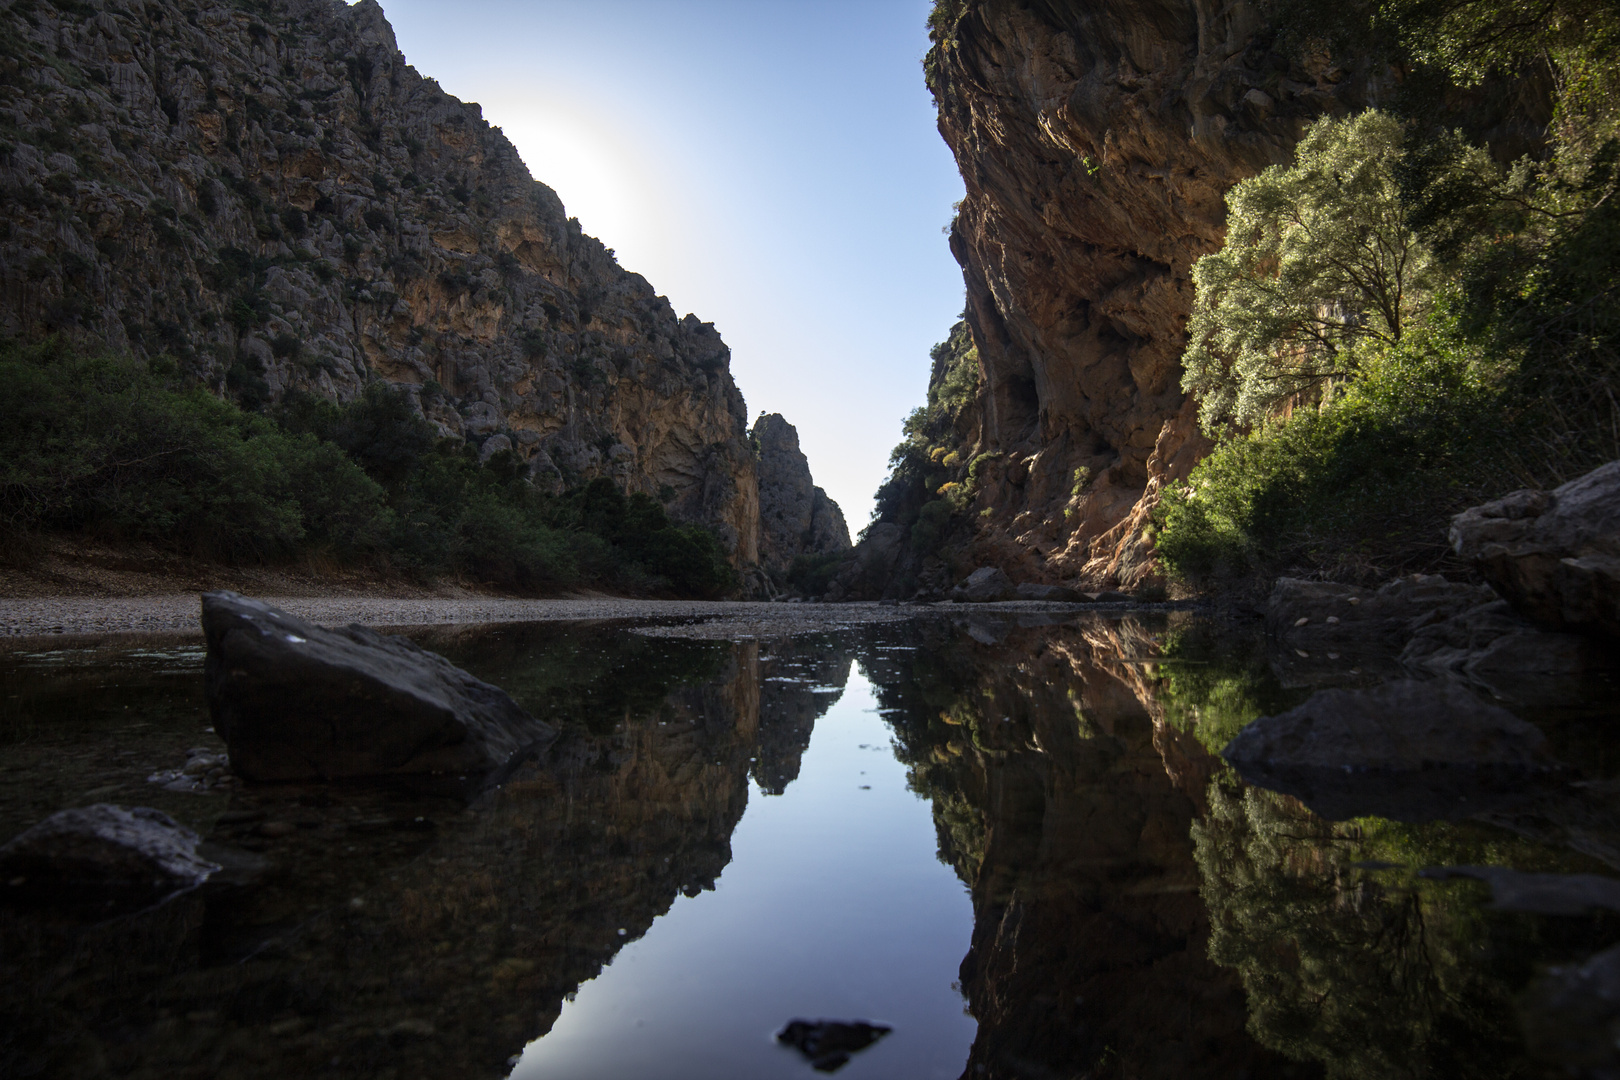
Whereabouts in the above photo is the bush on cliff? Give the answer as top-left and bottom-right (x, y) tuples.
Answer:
(0, 337), (737, 596)
(0, 337), (389, 559)
(869, 318), (980, 555)
(1158, 10), (1619, 584)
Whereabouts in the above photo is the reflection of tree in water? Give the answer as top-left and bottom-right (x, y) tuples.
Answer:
(1193, 764), (1620, 1078)
(863, 617), (1310, 1080)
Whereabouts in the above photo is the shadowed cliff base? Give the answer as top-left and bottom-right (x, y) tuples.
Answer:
(0, 0), (843, 596)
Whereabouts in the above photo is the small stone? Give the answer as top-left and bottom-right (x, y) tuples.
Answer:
(1326, 615), (1340, 624)
(1294, 617), (1309, 627)
(257, 821), (296, 838)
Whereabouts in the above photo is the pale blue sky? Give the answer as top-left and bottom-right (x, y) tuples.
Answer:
(375, 0), (966, 525)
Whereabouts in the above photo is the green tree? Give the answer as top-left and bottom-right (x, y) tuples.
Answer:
(1182, 111), (1436, 432)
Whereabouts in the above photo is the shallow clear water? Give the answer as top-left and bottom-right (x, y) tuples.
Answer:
(2, 612), (1619, 1080)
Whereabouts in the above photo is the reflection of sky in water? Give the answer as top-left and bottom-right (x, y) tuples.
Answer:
(512, 669), (975, 1080)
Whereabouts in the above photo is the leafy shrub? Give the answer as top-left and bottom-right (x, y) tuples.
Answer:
(0, 338), (388, 558)
(787, 551), (847, 595)
(1156, 320), (1510, 580)
(0, 340), (739, 597)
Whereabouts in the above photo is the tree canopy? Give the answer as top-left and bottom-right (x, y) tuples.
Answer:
(1181, 111), (1435, 432)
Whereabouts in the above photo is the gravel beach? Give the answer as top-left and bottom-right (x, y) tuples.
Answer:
(0, 594), (929, 643)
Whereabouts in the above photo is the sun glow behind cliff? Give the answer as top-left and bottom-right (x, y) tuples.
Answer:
(373, 0), (965, 525)
(488, 94), (663, 266)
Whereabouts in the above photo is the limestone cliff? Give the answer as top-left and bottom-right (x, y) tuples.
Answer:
(912, 0), (1543, 589)
(0, 0), (783, 561)
(750, 412), (851, 580)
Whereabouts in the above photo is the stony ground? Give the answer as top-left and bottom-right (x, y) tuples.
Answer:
(0, 594), (937, 642)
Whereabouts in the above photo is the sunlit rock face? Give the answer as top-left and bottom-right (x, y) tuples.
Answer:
(924, 1), (1544, 588)
(871, 618), (1303, 1079)
(751, 413), (851, 580)
(0, 0), (762, 559)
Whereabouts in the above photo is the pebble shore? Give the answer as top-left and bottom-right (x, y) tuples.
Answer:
(0, 595), (926, 643)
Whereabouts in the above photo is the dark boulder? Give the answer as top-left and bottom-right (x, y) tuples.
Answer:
(776, 1019), (892, 1072)
(0, 804), (218, 920)
(202, 591), (555, 782)
(1221, 679), (1559, 821)
(951, 566), (1015, 603)
(1401, 599), (1605, 706)
(1015, 582), (1083, 602)
(1451, 459), (1620, 637)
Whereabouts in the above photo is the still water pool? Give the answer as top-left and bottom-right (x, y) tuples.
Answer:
(2, 611), (1618, 1079)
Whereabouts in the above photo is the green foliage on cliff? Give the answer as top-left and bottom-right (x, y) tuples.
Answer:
(0, 338), (736, 597)
(1182, 111), (1436, 431)
(869, 318), (982, 556)
(1159, 4), (1620, 581)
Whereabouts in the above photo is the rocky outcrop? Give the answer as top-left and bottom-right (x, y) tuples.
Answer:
(1222, 680), (1559, 822)
(750, 413), (850, 579)
(0, 0), (791, 562)
(0, 804), (218, 920)
(202, 591), (554, 781)
(1450, 460), (1620, 638)
(914, 0), (1548, 590)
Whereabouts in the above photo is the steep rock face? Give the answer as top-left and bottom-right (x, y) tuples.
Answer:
(750, 412), (851, 578)
(922, 0), (1543, 589)
(0, 0), (759, 558)
(926, 0), (1394, 586)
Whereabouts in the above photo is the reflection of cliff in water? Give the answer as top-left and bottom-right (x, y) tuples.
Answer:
(859, 616), (1314, 1080)
(0, 625), (849, 1080)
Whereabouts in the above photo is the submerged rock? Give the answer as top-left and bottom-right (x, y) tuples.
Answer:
(1419, 866), (1620, 915)
(1451, 459), (1620, 637)
(1401, 599), (1605, 705)
(1522, 942), (1620, 1077)
(1268, 576), (1496, 658)
(202, 592), (555, 782)
(1221, 679), (1558, 821)
(0, 804), (218, 920)
(776, 1019), (891, 1072)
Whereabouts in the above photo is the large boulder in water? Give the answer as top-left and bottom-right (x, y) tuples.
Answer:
(1221, 679), (1558, 822)
(1450, 459), (1620, 638)
(202, 592), (555, 782)
(0, 804), (218, 920)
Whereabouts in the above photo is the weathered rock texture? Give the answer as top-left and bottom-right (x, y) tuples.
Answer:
(917, 0), (1544, 589)
(0, 803), (218, 920)
(0, 0), (850, 563)
(1450, 459), (1620, 638)
(202, 591), (554, 781)
(750, 413), (850, 579)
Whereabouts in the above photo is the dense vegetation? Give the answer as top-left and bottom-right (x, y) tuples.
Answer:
(867, 319), (985, 557)
(1155, 0), (1620, 582)
(0, 337), (736, 597)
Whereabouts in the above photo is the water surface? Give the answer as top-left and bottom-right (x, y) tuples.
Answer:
(2, 612), (1618, 1079)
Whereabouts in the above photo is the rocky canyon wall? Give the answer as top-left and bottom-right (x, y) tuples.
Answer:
(0, 0), (830, 571)
(907, 0), (1533, 595)
(922, 0), (1407, 588)
(751, 412), (851, 580)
